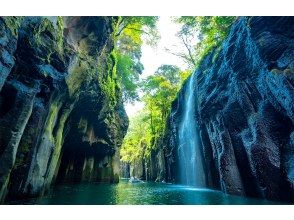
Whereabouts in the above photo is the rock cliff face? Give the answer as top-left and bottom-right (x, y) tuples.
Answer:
(0, 16), (128, 203)
(162, 17), (294, 202)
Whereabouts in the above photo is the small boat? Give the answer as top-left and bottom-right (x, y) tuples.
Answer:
(129, 177), (144, 183)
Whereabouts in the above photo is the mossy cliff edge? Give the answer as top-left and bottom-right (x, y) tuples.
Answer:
(0, 16), (128, 203)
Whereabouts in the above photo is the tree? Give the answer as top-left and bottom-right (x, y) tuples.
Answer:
(114, 16), (159, 103)
(169, 16), (236, 69)
(116, 17), (159, 46)
(120, 64), (184, 165)
(120, 111), (151, 163)
(154, 65), (181, 85)
(116, 45), (143, 103)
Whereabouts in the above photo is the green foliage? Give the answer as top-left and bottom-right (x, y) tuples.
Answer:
(116, 52), (141, 102)
(114, 16), (159, 103)
(141, 65), (181, 137)
(121, 65), (184, 163)
(120, 111), (151, 162)
(154, 65), (181, 85)
(179, 69), (191, 83)
(117, 16), (159, 46)
(174, 16), (236, 68)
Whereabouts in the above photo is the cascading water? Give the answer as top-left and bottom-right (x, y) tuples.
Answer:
(178, 72), (206, 187)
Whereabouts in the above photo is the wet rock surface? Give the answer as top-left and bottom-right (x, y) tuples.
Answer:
(164, 17), (294, 202)
(0, 16), (128, 203)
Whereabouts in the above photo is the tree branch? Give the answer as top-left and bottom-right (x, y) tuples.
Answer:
(164, 47), (195, 67)
(180, 35), (197, 67)
(116, 23), (151, 37)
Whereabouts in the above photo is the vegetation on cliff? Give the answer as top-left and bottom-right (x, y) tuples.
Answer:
(0, 17), (130, 202)
(120, 65), (188, 164)
(171, 16), (236, 68)
(119, 16), (236, 176)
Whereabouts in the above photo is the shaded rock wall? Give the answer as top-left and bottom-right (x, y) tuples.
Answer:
(163, 17), (294, 202)
(0, 16), (128, 202)
(119, 162), (130, 179)
(122, 140), (173, 183)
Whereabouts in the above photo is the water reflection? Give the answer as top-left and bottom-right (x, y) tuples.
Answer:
(12, 180), (281, 205)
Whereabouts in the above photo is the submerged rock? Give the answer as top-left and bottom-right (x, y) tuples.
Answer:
(0, 17), (128, 203)
(163, 17), (294, 202)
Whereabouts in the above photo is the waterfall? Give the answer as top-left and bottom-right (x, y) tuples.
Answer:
(178, 73), (206, 187)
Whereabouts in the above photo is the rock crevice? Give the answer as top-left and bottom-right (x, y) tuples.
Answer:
(0, 16), (128, 203)
(162, 17), (294, 202)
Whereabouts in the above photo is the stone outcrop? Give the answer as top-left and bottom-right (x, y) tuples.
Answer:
(0, 16), (128, 203)
(162, 17), (294, 202)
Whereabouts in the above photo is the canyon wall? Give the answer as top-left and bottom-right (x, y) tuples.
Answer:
(161, 16), (294, 202)
(0, 16), (128, 202)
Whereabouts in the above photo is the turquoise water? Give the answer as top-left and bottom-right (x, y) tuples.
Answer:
(11, 180), (280, 205)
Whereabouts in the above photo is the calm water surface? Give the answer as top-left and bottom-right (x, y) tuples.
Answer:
(11, 179), (281, 205)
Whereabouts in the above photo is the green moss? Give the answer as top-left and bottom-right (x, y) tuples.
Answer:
(56, 16), (64, 56)
(44, 101), (62, 142)
(271, 68), (283, 74)
(50, 107), (72, 170)
(33, 18), (54, 45)
(66, 37), (102, 96)
(66, 17), (120, 108)
(31, 17), (65, 62)
(3, 16), (23, 36)
(212, 46), (222, 63)
(66, 59), (91, 96)
(99, 49), (119, 108)
(46, 50), (54, 64)
(44, 104), (73, 183)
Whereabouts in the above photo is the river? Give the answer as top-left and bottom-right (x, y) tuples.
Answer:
(8, 179), (280, 205)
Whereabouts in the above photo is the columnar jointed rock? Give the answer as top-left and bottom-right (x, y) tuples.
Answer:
(165, 17), (294, 202)
(0, 17), (128, 203)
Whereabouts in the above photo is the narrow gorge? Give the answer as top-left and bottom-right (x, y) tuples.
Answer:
(0, 16), (293, 205)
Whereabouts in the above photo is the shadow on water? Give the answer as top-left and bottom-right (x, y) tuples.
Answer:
(8, 179), (283, 205)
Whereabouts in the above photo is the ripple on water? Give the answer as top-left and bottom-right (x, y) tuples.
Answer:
(8, 180), (283, 205)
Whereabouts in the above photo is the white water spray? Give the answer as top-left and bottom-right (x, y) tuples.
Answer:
(178, 73), (206, 187)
